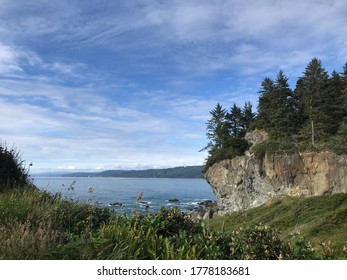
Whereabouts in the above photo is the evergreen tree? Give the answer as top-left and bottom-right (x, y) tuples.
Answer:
(293, 77), (307, 130)
(223, 103), (250, 159)
(202, 58), (347, 169)
(226, 102), (255, 140)
(297, 58), (329, 146)
(201, 103), (229, 153)
(226, 103), (243, 138)
(272, 70), (300, 137)
(257, 77), (275, 129)
(257, 70), (299, 138)
(341, 63), (347, 116)
(202, 102), (252, 169)
(324, 70), (345, 135)
(334, 62), (347, 153)
(242, 101), (256, 132)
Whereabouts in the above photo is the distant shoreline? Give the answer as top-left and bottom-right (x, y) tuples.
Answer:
(34, 165), (205, 179)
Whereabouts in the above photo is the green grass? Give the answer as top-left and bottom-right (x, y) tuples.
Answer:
(1, 186), (346, 259)
(0, 186), (114, 259)
(207, 193), (347, 259)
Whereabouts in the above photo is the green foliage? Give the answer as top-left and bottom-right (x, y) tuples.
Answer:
(0, 187), (115, 259)
(201, 103), (229, 152)
(1, 186), (333, 260)
(0, 142), (33, 191)
(289, 233), (323, 260)
(90, 209), (204, 260)
(202, 103), (255, 171)
(252, 139), (297, 161)
(257, 70), (301, 138)
(204, 139), (249, 171)
(208, 193), (347, 259)
(232, 225), (291, 260)
(92, 208), (298, 260)
(203, 58), (347, 168)
(330, 116), (347, 154)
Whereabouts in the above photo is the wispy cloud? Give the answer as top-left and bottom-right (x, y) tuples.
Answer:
(2, 1), (346, 77)
(1, 0), (346, 171)
(1, 77), (209, 171)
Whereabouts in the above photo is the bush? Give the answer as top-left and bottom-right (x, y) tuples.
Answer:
(84, 208), (318, 260)
(252, 139), (297, 160)
(0, 189), (327, 260)
(0, 142), (32, 191)
(204, 138), (249, 172)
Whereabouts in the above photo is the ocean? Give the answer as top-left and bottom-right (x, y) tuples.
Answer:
(33, 177), (215, 214)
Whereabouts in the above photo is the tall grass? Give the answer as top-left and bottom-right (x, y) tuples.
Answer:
(0, 187), (114, 259)
(208, 194), (347, 259)
(0, 188), (331, 259)
(0, 186), (344, 259)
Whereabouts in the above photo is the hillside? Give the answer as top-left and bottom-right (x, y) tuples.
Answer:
(208, 193), (347, 259)
(61, 165), (204, 179)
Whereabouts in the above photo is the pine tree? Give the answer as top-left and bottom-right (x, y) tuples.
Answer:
(297, 58), (329, 146)
(324, 70), (345, 135)
(226, 103), (243, 138)
(257, 71), (299, 138)
(242, 101), (255, 133)
(341, 63), (347, 116)
(257, 77), (275, 129)
(201, 103), (229, 153)
(226, 102), (255, 139)
(272, 70), (299, 137)
(334, 62), (347, 153)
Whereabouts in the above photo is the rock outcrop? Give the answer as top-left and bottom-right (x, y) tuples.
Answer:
(205, 131), (347, 215)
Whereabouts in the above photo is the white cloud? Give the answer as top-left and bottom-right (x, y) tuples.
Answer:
(1, 0), (346, 78)
(1, 0), (347, 171)
(1, 77), (209, 171)
(0, 43), (24, 75)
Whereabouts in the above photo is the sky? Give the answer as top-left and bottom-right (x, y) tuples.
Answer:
(1, 0), (347, 173)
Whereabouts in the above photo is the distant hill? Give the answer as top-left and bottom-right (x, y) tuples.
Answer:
(61, 166), (204, 179)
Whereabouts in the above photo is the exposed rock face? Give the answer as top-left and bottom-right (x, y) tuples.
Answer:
(205, 132), (347, 215)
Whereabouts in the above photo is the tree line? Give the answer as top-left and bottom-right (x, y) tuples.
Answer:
(203, 58), (347, 169)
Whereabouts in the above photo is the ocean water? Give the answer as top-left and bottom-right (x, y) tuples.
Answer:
(33, 177), (215, 214)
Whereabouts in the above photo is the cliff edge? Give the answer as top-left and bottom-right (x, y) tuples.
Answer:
(205, 131), (347, 215)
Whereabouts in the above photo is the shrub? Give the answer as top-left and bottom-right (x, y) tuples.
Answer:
(204, 138), (249, 172)
(0, 189), (328, 260)
(86, 208), (315, 260)
(0, 142), (32, 191)
(252, 139), (297, 160)
(234, 225), (291, 259)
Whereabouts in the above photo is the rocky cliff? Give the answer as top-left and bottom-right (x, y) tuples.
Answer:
(205, 131), (347, 215)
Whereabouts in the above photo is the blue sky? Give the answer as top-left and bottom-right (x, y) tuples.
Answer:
(1, 0), (346, 172)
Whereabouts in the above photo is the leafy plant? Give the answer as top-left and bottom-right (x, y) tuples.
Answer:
(0, 142), (33, 191)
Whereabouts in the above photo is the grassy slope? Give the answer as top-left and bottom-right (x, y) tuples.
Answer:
(1, 187), (346, 259)
(207, 193), (347, 258)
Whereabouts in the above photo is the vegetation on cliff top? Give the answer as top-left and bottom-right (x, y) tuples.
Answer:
(202, 58), (347, 170)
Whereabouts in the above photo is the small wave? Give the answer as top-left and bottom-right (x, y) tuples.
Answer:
(140, 201), (151, 204)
